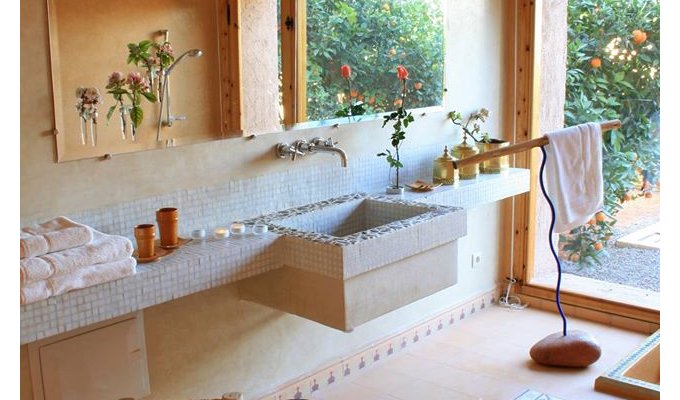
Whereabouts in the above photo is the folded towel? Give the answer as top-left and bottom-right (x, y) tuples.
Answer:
(20, 229), (133, 287)
(19, 280), (50, 306)
(544, 122), (603, 233)
(20, 257), (137, 305)
(20, 217), (93, 259)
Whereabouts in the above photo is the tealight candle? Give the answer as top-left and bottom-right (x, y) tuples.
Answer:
(230, 222), (246, 235)
(214, 227), (229, 239)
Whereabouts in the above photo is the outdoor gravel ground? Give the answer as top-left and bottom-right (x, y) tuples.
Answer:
(560, 190), (660, 292)
(561, 247), (660, 291)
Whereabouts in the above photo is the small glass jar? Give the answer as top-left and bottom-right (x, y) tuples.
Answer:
(432, 146), (458, 185)
(229, 222), (247, 235)
(213, 227), (229, 239)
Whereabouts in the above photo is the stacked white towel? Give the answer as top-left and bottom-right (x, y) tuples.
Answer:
(20, 217), (137, 305)
(544, 122), (603, 233)
(20, 216), (93, 259)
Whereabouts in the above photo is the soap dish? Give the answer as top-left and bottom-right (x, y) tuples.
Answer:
(133, 246), (172, 263)
(406, 180), (442, 192)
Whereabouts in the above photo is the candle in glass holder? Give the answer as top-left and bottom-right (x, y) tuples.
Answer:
(230, 222), (246, 235)
(214, 227), (229, 239)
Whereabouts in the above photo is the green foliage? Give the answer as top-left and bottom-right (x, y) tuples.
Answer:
(378, 79), (414, 188)
(305, 0), (444, 121)
(448, 108), (490, 143)
(378, 104), (414, 188)
(561, 0), (660, 265)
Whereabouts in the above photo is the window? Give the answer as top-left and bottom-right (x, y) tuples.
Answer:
(279, 0), (445, 126)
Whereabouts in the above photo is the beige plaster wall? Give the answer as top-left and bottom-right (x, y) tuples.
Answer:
(534, 0), (568, 279)
(140, 203), (502, 399)
(20, 1), (510, 399)
(21, 0), (507, 223)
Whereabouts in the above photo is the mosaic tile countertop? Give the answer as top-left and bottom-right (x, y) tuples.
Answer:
(20, 168), (530, 344)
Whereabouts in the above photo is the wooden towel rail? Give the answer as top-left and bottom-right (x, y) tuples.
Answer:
(451, 119), (621, 169)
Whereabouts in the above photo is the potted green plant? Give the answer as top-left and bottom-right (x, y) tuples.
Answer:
(448, 108), (508, 176)
(378, 65), (415, 194)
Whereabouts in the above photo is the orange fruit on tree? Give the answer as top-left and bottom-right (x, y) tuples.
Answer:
(595, 212), (606, 222)
(594, 242), (604, 251)
(368, 96), (376, 105)
(633, 29), (647, 45)
(590, 57), (602, 68)
(393, 98), (403, 107)
(622, 193), (632, 202)
(414, 82), (423, 90)
(587, 218), (596, 225)
(350, 89), (358, 98)
(569, 253), (580, 262)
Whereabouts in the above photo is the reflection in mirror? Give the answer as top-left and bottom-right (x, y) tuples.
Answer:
(48, 0), (241, 162)
(279, 0), (444, 128)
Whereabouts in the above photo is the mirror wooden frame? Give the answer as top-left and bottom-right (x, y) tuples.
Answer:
(47, 0), (242, 162)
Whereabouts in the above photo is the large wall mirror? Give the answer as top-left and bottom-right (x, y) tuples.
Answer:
(278, 0), (445, 129)
(48, 0), (241, 162)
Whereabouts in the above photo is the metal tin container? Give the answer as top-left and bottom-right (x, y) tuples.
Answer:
(432, 146), (458, 185)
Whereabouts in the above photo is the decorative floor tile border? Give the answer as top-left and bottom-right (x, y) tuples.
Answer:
(260, 287), (499, 400)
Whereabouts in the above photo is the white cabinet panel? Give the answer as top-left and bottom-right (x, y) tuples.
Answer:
(29, 313), (149, 400)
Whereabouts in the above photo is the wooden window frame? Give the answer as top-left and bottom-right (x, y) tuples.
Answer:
(280, 0), (307, 125)
(511, 0), (659, 328)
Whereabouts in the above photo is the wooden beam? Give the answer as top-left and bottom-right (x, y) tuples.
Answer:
(451, 119), (621, 169)
(280, 0), (296, 126)
(220, 0), (243, 135)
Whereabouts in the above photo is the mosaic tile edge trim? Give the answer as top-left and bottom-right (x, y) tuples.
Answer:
(260, 288), (499, 400)
(600, 329), (660, 391)
(245, 192), (462, 247)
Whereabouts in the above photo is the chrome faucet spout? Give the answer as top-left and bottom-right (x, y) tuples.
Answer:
(309, 145), (348, 167)
(274, 137), (348, 167)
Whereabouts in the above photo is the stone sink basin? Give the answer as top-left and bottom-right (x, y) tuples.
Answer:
(239, 193), (467, 331)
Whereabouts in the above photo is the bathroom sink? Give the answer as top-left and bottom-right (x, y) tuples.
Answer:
(240, 193), (467, 331)
(267, 193), (440, 242)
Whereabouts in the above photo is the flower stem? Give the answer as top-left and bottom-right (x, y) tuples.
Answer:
(346, 77), (353, 120)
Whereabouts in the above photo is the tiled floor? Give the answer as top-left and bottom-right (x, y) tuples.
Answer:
(312, 305), (648, 400)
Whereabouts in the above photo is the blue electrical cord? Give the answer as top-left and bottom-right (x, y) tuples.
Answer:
(538, 145), (568, 337)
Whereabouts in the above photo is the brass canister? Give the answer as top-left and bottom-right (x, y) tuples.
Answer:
(478, 139), (509, 173)
(452, 140), (480, 180)
(432, 146), (458, 185)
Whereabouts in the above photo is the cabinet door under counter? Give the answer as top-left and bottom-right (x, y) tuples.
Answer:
(28, 312), (149, 400)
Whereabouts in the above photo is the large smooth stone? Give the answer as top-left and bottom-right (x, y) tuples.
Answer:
(530, 330), (601, 367)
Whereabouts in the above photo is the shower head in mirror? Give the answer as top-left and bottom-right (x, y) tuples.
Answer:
(166, 49), (203, 75)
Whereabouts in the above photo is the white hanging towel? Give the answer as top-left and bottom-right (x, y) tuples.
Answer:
(544, 122), (603, 233)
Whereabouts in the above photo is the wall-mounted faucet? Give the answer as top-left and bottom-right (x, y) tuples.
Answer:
(276, 137), (348, 167)
(156, 47), (203, 141)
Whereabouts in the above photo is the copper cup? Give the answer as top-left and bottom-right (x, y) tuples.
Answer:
(134, 224), (155, 259)
(156, 207), (179, 248)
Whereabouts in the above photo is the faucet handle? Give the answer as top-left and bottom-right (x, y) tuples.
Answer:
(291, 140), (307, 161)
(275, 142), (304, 161)
(311, 137), (338, 147)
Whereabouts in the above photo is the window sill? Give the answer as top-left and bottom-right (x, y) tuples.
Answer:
(519, 274), (659, 331)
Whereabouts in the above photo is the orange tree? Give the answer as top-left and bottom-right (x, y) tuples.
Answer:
(561, 0), (660, 265)
(305, 0), (444, 121)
